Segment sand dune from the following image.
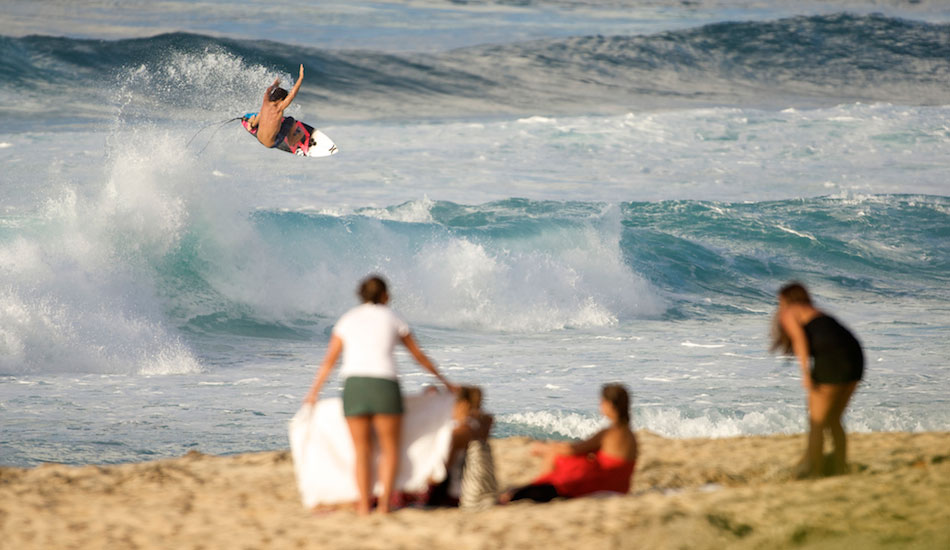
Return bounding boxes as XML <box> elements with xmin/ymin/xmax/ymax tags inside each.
<box><xmin>2</xmin><ymin>431</ymin><xmax>948</xmax><ymax>549</ymax></box>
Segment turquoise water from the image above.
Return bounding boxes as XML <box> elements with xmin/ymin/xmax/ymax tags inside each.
<box><xmin>1</xmin><ymin>1</ymin><xmax>949</xmax><ymax>466</ymax></box>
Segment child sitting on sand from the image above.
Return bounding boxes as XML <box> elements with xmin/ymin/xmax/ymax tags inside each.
<box><xmin>427</xmin><ymin>386</ymin><xmax>494</xmax><ymax>507</ymax></box>
<box><xmin>502</xmin><ymin>384</ymin><xmax>638</xmax><ymax>503</ymax></box>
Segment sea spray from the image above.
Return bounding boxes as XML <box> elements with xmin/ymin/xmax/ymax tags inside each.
<box><xmin>0</xmin><ymin>127</ymin><xmax>213</xmax><ymax>375</ymax></box>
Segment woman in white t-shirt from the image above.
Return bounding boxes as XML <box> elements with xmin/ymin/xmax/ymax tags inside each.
<box><xmin>303</xmin><ymin>275</ymin><xmax>455</xmax><ymax>515</ymax></box>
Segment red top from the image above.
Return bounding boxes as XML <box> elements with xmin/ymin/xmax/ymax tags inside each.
<box><xmin>533</xmin><ymin>450</ymin><xmax>635</xmax><ymax>498</ymax></box>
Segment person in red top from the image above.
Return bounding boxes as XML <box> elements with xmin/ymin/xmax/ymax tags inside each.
<box><xmin>503</xmin><ymin>384</ymin><xmax>638</xmax><ymax>503</ymax></box>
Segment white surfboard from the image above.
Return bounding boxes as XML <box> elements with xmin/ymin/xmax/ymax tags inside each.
<box><xmin>307</xmin><ymin>128</ymin><xmax>339</xmax><ymax>158</ymax></box>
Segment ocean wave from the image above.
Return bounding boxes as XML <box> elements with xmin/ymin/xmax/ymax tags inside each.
<box><xmin>169</xmin><ymin>193</ymin><xmax>949</xmax><ymax>333</ymax></box>
<box><xmin>497</xmin><ymin>410</ymin><xmax>606</xmax><ymax>439</ymax></box>
<box><xmin>2</xmin><ymin>13</ymin><xmax>949</xmax><ymax>124</ymax></box>
<box><xmin>498</xmin><ymin>402</ymin><xmax>950</xmax><ymax>440</ymax></box>
<box><xmin>0</xmin><ymin>104</ymin><xmax>946</xmax><ymax>373</ymax></box>
<box><xmin>2</xmin><ymin>185</ymin><xmax>947</xmax><ymax>374</ymax></box>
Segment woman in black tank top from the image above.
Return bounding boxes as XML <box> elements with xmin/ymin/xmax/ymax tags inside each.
<box><xmin>771</xmin><ymin>282</ymin><xmax>863</xmax><ymax>478</ymax></box>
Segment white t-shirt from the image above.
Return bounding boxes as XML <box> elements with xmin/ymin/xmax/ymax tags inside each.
<box><xmin>332</xmin><ymin>303</ymin><xmax>411</xmax><ymax>380</ymax></box>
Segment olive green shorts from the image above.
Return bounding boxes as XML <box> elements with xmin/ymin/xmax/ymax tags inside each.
<box><xmin>342</xmin><ymin>376</ymin><xmax>404</xmax><ymax>417</ymax></box>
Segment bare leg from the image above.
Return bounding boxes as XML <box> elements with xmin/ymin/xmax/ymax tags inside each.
<box><xmin>372</xmin><ymin>414</ymin><xmax>402</xmax><ymax>514</ymax></box>
<box><xmin>804</xmin><ymin>385</ymin><xmax>833</xmax><ymax>479</ymax></box>
<box><xmin>346</xmin><ymin>415</ymin><xmax>374</xmax><ymax>515</ymax></box>
<box><xmin>793</xmin><ymin>393</ymin><xmax>811</xmax><ymax>476</ymax></box>
<box><xmin>826</xmin><ymin>381</ymin><xmax>858</xmax><ymax>475</ymax></box>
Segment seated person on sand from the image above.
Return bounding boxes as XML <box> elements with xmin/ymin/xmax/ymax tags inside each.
<box><xmin>502</xmin><ymin>383</ymin><xmax>637</xmax><ymax>503</ymax></box>
<box><xmin>426</xmin><ymin>386</ymin><xmax>494</xmax><ymax>507</ymax></box>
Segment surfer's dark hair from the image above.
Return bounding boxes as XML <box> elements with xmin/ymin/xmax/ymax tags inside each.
<box><xmin>358</xmin><ymin>275</ymin><xmax>389</xmax><ymax>305</ymax></box>
<box><xmin>269</xmin><ymin>86</ymin><xmax>288</xmax><ymax>102</ymax></box>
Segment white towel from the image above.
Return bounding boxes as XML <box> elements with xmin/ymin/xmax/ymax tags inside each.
<box><xmin>288</xmin><ymin>391</ymin><xmax>455</xmax><ymax>507</ymax></box>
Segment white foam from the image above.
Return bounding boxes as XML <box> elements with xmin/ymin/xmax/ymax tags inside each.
<box><xmin>387</xmin><ymin>213</ymin><xmax>665</xmax><ymax>331</ymax></box>
<box><xmin>500</xmin><ymin>410</ymin><xmax>606</xmax><ymax>439</ymax></box>
<box><xmin>498</xmin><ymin>405</ymin><xmax>821</xmax><ymax>440</ymax></box>
<box><xmin>357</xmin><ymin>196</ymin><xmax>436</xmax><ymax>223</ymax></box>
<box><xmin>0</xmin><ymin>116</ymin><xmax>220</xmax><ymax>375</ymax></box>
<box><xmin>637</xmin><ymin>407</ymin><xmax>802</xmax><ymax>438</ymax></box>
<box><xmin>681</xmin><ymin>341</ymin><xmax>726</xmax><ymax>348</ymax></box>
<box><xmin>776</xmin><ymin>225</ymin><xmax>818</xmax><ymax>241</ymax></box>
<box><xmin>517</xmin><ymin>116</ymin><xmax>556</xmax><ymax>124</ymax></box>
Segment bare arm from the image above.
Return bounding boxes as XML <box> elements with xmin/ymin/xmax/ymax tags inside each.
<box><xmin>277</xmin><ymin>65</ymin><xmax>304</xmax><ymax>110</ymax></box>
<box><xmin>571</xmin><ymin>429</ymin><xmax>607</xmax><ymax>455</ymax></box>
<box><xmin>779</xmin><ymin>309</ymin><xmax>813</xmax><ymax>390</ymax></box>
<box><xmin>303</xmin><ymin>334</ymin><xmax>343</xmax><ymax>404</ymax></box>
<box><xmin>401</xmin><ymin>332</ymin><xmax>456</xmax><ymax>391</ymax></box>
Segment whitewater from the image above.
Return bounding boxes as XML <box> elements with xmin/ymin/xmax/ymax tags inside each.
<box><xmin>1</xmin><ymin>0</ymin><xmax>949</xmax><ymax>467</ymax></box>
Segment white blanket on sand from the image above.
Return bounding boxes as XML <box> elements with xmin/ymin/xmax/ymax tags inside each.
<box><xmin>289</xmin><ymin>391</ymin><xmax>454</xmax><ymax>507</ymax></box>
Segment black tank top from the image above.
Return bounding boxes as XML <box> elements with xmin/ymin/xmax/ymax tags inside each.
<box><xmin>803</xmin><ymin>315</ymin><xmax>864</xmax><ymax>384</ymax></box>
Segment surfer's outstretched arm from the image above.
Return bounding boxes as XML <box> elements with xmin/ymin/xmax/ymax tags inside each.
<box><xmin>277</xmin><ymin>64</ymin><xmax>304</xmax><ymax>110</ymax></box>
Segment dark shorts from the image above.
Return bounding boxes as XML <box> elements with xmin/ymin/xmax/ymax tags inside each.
<box><xmin>342</xmin><ymin>376</ymin><xmax>404</xmax><ymax>417</ymax></box>
<box><xmin>271</xmin><ymin>117</ymin><xmax>296</xmax><ymax>148</ymax></box>
<box><xmin>806</xmin><ymin>315</ymin><xmax>864</xmax><ymax>385</ymax></box>
<box><xmin>811</xmin><ymin>358</ymin><xmax>864</xmax><ymax>385</ymax></box>
<box><xmin>509</xmin><ymin>483</ymin><xmax>559</xmax><ymax>503</ymax></box>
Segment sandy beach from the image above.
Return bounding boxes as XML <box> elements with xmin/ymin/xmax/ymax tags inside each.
<box><xmin>2</xmin><ymin>430</ymin><xmax>948</xmax><ymax>549</ymax></box>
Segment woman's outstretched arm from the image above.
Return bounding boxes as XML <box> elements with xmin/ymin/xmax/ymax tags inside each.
<box><xmin>303</xmin><ymin>334</ymin><xmax>343</xmax><ymax>404</ymax></box>
<box><xmin>401</xmin><ymin>333</ymin><xmax>456</xmax><ymax>392</ymax></box>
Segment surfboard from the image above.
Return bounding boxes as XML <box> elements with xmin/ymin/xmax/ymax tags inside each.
<box><xmin>241</xmin><ymin>113</ymin><xmax>338</xmax><ymax>157</ymax></box>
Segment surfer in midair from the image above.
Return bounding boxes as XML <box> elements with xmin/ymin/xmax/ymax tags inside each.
<box><xmin>246</xmin><ymin>64</ymin><xmax>305</xmax><ymax>149</ymax></box>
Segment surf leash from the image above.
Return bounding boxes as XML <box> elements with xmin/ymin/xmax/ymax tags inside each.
<box><xmin>186</xmin><ymin>116</ymin><xmax>243</xmax><ymax>155</ymax></box>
